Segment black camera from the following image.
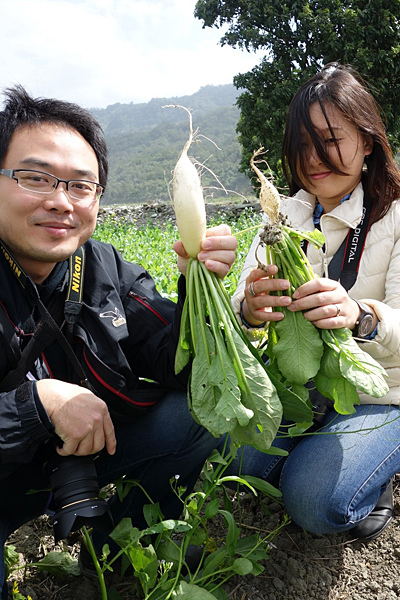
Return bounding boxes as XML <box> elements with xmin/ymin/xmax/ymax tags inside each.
<box><xmin>46</xmin><ymin>455</ymin><xmax>114</xmax><ymax>542</ymax></box>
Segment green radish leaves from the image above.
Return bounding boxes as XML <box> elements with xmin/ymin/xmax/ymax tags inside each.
<box><xmin>321</xmin><ymin>328</ymin><xmax>389</xmax><ymax>401</ymax></box>
<box><xmin>177</xmin><ymin>259</ymin><xmax>282</xmax><ymax>453</ymax></box>
<box><xmin>274</xmin><ymin>309</ymin><xmax>324</xmax><ymax>384</ymax></box>
<box><xmin>262</xmin><ymin>222</ymin><xmax>389</xmax><ymax>415</ymax></box>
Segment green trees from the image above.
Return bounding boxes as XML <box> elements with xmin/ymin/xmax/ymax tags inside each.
<box><xmin>91</xmin><ymin>85</ymin><xmax>253</xmax><ymax>205</ymax></box>
<box><xmin>195</xmin><ymin>0</ymin><xmax>400</xmax><ymax>184</ymax></box>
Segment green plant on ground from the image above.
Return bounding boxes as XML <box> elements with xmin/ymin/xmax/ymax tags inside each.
<box><xmin>11</xmin><ymin>581</ymin><xmax>32</xmax><ymax>600</ymax></box>
<box><xmin>80</xmin><ymin>447</ymin><xmax>287</xmax><ymax>599</ymax></box>
<box><xmin>18</xmin><ymin>448</ymin><xmax>286</xmax><ymax>599</ymax></box>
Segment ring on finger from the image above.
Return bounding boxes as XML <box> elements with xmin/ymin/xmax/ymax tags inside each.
<box><xmin>248</xmin><ymin>281</ymin><xmax>256</xmax><ymax>297</ymax></box>
<box><xmin>334</xmin><ymin>304</ymin><xmax>341</xmax><ymax>317</ymax></box>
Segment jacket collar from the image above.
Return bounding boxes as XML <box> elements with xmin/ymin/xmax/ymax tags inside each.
<box><xmin>281</xmin><ymin>180</ymin><xmax>364</xmax><ymax>231</ymax></box>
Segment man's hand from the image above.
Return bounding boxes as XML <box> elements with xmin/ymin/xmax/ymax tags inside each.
<box><xmin>174</xmin><ymin>224</ymin><xmax>237</xmax><ymax>278</ymax></box>
<box><xmin>36</xmin><ymin>379</ymin><xmax>116</xmax><ymax>457</ymax></box>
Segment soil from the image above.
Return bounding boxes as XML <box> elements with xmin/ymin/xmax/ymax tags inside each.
<box><xmin>8</xmin><ymin>477</ymin><xmax>400</xmax><ymax>600</ymax></box>
<box><xmin>6</xmin><ymin>204</ymin><xmax>400</xmax><ymax>600</ymax></box>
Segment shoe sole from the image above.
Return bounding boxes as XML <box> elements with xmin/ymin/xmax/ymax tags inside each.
<box><xmin>351</xmin><ymin>514</ymin><xmax>394</xmax><ymax>542</ymax></box>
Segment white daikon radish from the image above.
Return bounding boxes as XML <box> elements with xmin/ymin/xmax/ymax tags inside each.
<box><xmin>250</xmin><ymin>147</ymin><xmax>281</xmax><ymax>224</ymax></box>
<box><xmin>170</xmin><ymin>106</ymin><xmax>206</xmax><ymax>258</ymax></box>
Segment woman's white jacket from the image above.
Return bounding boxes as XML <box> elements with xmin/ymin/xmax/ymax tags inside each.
<box><xmin>232</xmin><ymin>181</ymin><xmax>400</xmax><ymax>405</ymax></box>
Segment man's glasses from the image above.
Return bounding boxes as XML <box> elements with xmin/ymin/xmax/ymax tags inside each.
<box><xmin>0</xmin><ymin>169</ymin><xmax>104</xmax><ymax>202</ymax></box>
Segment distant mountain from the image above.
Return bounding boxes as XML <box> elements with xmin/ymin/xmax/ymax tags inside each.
<box><xmin>90</xmin><ymin>85</ymin><xmax>252</xmax><ymax>205</ymax></box>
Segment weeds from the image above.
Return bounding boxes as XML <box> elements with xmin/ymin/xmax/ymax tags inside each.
<box><xmin>16</xmin><ymin>448</ymin><xmax>286</xmax><ymax>599</ymax></box>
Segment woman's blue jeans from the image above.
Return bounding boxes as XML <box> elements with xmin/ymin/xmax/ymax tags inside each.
<box><xmin>0</xmin><ymin>391</ymin><xmax>219</xmax><ymax>599</ymax></box>
<box><xmin>227</xmin><ymin>403</ymin><xmax>400</xmax><ymax>534</ymax></box>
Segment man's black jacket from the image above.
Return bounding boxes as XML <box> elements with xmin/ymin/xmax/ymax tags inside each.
<box><xmin>0</xmin><ymin>239</ymin><xmax>188</xmax><ymax>475</ymax></box>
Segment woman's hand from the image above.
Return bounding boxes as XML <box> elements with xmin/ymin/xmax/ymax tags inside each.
<box><xmin>241</xmin><ymin>266</ymin><xmax>292</xmax><ymax>326</ymax></box>
<box><xmin>174</xmin><ymin>224</ymin><xmax>237</xmax><ymax>278</ymax></box>
<box><xmin>287</xmin><ymin>278</ymin><xmax>368</xmax><ymax>329</ymax></box>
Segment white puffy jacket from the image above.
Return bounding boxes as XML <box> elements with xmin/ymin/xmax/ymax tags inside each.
<box><xmin>232</xmin><ymin>181</ymin><xmax>400</xmax><ymax>405</ymax></box>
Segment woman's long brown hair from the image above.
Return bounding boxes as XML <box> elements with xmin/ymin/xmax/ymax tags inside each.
<box><xmin>281</xmin><ymin>63</ymin><xmax>400</xmax><ymax>224</ymax></box>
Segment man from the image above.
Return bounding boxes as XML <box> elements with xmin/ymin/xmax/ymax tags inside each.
<box><xmin>0</xmin><ymin>86</ymin><xmax>237</xmax><ymax>598</ymax></box>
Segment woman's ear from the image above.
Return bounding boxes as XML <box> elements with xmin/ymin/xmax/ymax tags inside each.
<box><xmin>363</xmin><ymin>135</ymin><xmax>373</xmax><ymax>157</ymax></box>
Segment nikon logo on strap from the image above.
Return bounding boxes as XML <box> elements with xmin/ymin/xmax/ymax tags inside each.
<box><xmin>0</xmin><ymin>239</ymin><xmax>85</xmax><ymax>312</ymax></box>
<box><xmin>65</xmin><ymin>246</ymin><xmax>85</xmax><ymax>324</ymax></box>
<box><xmin>70</xmin><ymin>252</ymin><xmax>84</xmax><ymax>298</ymax></box>
<box><xmin>0</xmin><ymin>246</ymin><xmax>22</xmax><ymax>279</ymax></box>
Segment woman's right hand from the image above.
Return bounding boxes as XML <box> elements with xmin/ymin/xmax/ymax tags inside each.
<box><xmin>241</xmin><ymin>266</ymin><xmax>292</xmax><ymax>326</ymax></box>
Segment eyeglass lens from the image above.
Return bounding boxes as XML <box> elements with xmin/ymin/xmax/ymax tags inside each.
<box><xmin>16</xmin><ymin>171</ymin><xmax>101</xmax><ymax>201</ymax></box>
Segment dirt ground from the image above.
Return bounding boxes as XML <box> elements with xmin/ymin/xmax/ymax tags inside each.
<box><xmin>6</xmin><ymin>204</ymin><xmax>400</xmax><ymax>599</ymax></box>
<box><xmin>7</xmin><ymin>475</ymin><xmax>400</xmax><ymax>600</ymax></box>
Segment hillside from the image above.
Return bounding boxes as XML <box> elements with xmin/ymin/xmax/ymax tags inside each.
<box><xmin>90</xmin><ymin>85</ymin><xmax>253</xmax><ymax>205</ymax></box>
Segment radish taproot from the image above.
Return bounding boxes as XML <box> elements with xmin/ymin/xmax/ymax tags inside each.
<box><xmin>250</xmin><ymin>147</ymin><xmax>281</xmax><ymax>224</ymax></box>
<box><xmin>168</xmin><ymin>105</ymin><xmax>206</xmax><ymax>258</ymax></box>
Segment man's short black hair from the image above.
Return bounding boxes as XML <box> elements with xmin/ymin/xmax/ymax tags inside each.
<box><xmin>0</xmin><ymin>85</ymin><xmax>108</xmax><ymax>187</ymax></box>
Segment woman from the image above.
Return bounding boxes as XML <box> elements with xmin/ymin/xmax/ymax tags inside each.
<box><xmin>231</xmin><ymin>63</ymin><xmax>400</xmax><ymax>541</ymax></box>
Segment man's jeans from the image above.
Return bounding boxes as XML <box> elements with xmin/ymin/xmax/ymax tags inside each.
<box><xmin>227</xmin><ymin>403</ymin><xmax>400</xmax><ymax>533</ymax></box>
<box><xmin>0</xmin><ymin>391</ymin><xmax>219</xmax><ymax>598</ymax></box>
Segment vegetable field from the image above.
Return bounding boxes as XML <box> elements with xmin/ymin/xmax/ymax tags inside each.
<box><xmin>93</xmin><ymin>208</ymin><xmax>260</xmax><ymax>301</ymax></box>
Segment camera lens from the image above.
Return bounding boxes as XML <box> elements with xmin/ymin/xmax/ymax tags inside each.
<box><xmin>47</xmin><ymin>455</ymin><xmax>114</xmax><ymax>542</ymax></box>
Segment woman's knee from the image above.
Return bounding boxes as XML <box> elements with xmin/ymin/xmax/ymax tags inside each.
<box><xmin>279</xmin><ymin>455</ymin><xmax>352</xmax><ymax>534</ymax></box>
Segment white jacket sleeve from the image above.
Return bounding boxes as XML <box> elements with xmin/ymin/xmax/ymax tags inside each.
<box><xmin>355</xmin><ymin>201</ymin><xmax>400</xmax><ymax>365</ymax></box>
<box><xmin>232</xmin><ymin>228</ymin><xmax>268</xmax><ymax>330</ymax></box>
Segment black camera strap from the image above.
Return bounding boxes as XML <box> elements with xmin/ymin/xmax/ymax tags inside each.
<box><xmin>336</xmin><ymin>186</ymin><xmax>373</xmax><ymax>289</ymax></box>
<box><xmin>0</xmin><ymin>240</ymin><xmax>92</xmax><ymax>392</ymax></box>
<box><xmin>301</xmin><ymin>182</ymin><xmax>374</xmax><ymax>290</ymax></box>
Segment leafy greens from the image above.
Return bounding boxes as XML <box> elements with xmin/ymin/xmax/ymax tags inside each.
<box><xmin>175</xmin><ymin>259</ymin><xmax>313</xmax><ymax>452</ymax></box>
<box><xmin>260</xmin><ymin>221</ymin><xmax>389</xmax><ymax>415</ymax></box>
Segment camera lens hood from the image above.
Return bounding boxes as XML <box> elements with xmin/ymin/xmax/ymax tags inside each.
<box><xmin>52</xmin><ymin>497</ymin><xmax>114</xmax><ymax>542</ymax></box>
<box><xmin>46</xmin><ymin>454</ymin><xmax>114</xmax><ymax>542</ymax></box>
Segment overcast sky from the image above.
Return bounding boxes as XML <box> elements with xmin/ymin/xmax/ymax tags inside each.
<box><xmin>0</xmin><ymin>0</ymin><xmax>263</xmax><ymax>110</ymax></box>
